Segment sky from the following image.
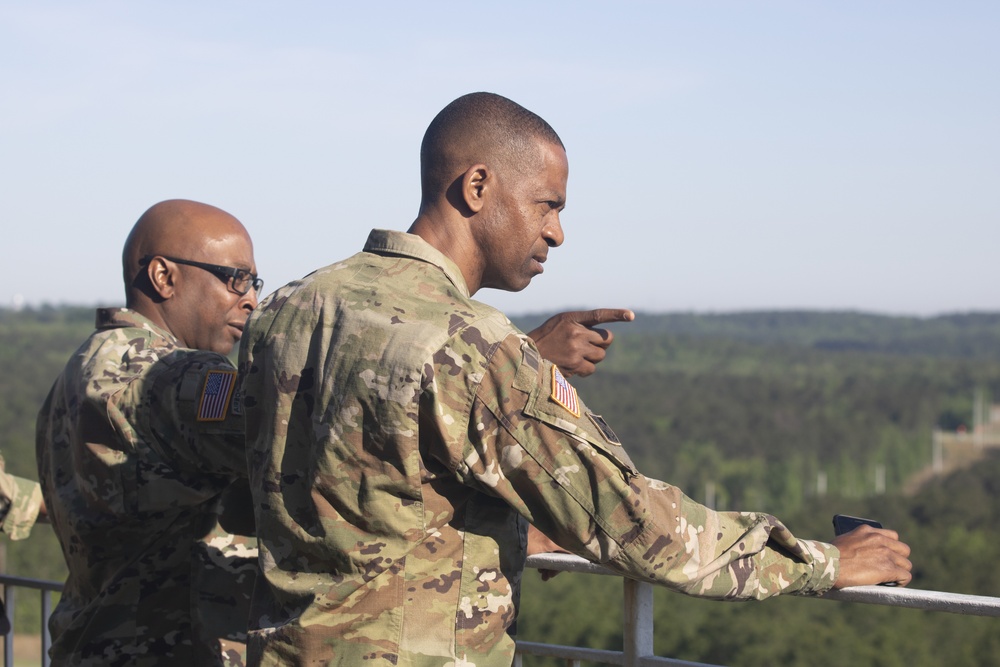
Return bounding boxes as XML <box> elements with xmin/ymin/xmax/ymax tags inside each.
<box><xmin>1</xmin><ymin>1</ymin><xmax>997</xmax><ymax>317</ymax></box>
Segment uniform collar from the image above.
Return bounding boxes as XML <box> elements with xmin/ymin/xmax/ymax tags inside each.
<box><xmin>363</xmin><ymin>229</ymin><xmax>471</xmax><ymax>298</ymax></box>
<box><xmin>94</xmin><ymin>307</ymin><xmax>180</xmax><ymax>344</ymax></box>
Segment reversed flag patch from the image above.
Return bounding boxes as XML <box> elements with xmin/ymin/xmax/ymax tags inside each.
<box><xmin>550</xmin><ymin>365</ymin><xmax>580</xmax><ymax>418</ymax></box>
<box><xmin>197</xmin><ymin>369</ymin><xmax>237</xmax><ymax>422</ymax></box>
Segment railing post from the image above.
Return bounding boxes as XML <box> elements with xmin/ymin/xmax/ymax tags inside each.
<box><xmin>623</xmin><ymin>578</ymin><xmax>654</xmax><ymax>666</ymax></box>
<box><xmin>4</xmin><ymin>586</ymin><xmax>14</xmax><ymax>667</ymax></box>
<box><xmin>42</xmin><ymin>590</ymin><xmax>52</xmax><ymax>667</ymax></box>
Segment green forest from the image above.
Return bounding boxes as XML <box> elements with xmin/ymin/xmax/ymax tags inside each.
<box><xmin>3</xmin><ymin>306</ymin><xmax>1000</xmax><ymax>666</ymax></box>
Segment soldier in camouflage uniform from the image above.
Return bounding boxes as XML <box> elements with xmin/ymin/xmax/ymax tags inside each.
<box><xmin>241</xmin><ymin>93</ymin><xmax>913</xmax><ymax>666</ymax></box>
<box><xmin>36</xmin><ymin>200</ymin><xmax>261</xmax><ymax>666</ymax></box>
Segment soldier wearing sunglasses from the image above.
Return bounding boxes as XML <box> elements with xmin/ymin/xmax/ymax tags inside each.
<box><xmin>37</xmin><ymin>199</ymin><xmax>260</xmax><ymax>666</ymax></box>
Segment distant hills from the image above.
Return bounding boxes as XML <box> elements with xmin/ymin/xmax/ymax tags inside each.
<box><xmin>514</xmin><ymin>310</ymin><xmax>1000</xmax><ymax>361</ymax></box>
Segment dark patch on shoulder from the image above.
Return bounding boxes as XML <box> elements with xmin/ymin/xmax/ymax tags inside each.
<box><xmin>460</xmin><ymin>326</ymin><xmax>493</xmax><ymax>358</ymax></box>
<box><xmin>277</xmin><ymin>367</ymin><xmax>315</xmax><ymax>394</ymax></box>
<box><xmin>448</xmin><ymin>313</ymin><xmax>468</xmax><ymax>336</ymax></box>
<box><xmin>264</xmin><ymin>295</ymin><xmax>288</xmax><ymax>312</ymax></box>
<box><xmin>432</xmin><ymin>348</ymin><xmax>463</xmax><ymax>376</ymax></box>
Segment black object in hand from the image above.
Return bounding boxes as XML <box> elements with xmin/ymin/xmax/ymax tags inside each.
<box><xmin>832</xmin><ymin>514</ymin><xmax>883</xmax><ymax>536</ymax></box>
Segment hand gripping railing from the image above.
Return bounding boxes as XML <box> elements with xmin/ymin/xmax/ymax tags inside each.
<box><xmin>516</xmin><ymin>553</ymin><xmax>1000</xmax><ymax>667</ymax></box>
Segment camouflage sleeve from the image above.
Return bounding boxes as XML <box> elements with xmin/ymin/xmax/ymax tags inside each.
<box><xmin>429</xmin><ymin>331</ymin><xmax>839</xmax><ymax>599</ymax></box>
<box><xmin>0</xmin><ymin>454</ymin><xmax>43</xmax><ymax>540</ymax></box>
<box><xmin>135</xmin><ymin>350</ymin><xmax>247</xmax><ymax>479</ymax></box>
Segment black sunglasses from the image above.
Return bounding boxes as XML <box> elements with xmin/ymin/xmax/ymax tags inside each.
<box><xmin>141</xmin><ymin>255</ymin><xmax>263</xmax><ymax>296</ymax></box>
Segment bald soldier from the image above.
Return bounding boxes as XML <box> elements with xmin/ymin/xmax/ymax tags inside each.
<box><xmin>240</xmin><ymin>92</ymin><xmax>912</xmax><ymax>666</ymax></box>
<box><xmin>36</xmin><ymin>200</ymin><xmax>260</xmax><ymax>666</ymax></box>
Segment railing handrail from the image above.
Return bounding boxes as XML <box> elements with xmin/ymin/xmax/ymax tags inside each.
<box><xmin>0</xmin><ymin>574</ymin><xmax>63</xmax><ymax>593</ymax></box>
<box><xmin>517</xmin><ymin>553</ymin><xmax>1000</xmax><ymax>666</ymax></box>
<box><xmin>525</xmin><ymin>552</ymin><xmax>1000</xmax><ymax>617</ymax></box>
<box><xmin>1</xmin><ymin>572</ymin><xmax>60</xmax><ymax>667</ymax></box>
<box><xmin>5</xmin><ymin>560</ymin><xmax>1000</xmax><ymax>667</ymax></box>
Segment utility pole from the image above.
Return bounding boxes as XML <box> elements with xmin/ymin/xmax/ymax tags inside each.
<box><xmin>974</xmin><ymin>388</ymin><xmax>984</xmax><ymax>450</ymax></box>
<box><xmin>932</xmin><ymin>430</ymin><xmax>943</xmax><ymax>474</ymax></box>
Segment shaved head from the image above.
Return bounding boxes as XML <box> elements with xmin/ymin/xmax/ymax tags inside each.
<box><xmin>419</xmin><ymin>92</ymin><xmax>563</xmax><ymax>209</ymax></box>
<box><xmin>123</xmin><ymin>199</ymin><xmax>249</xmax><ymax>300</ymax></box>
<box><xmin>121</xmin><ymin>199</ymin><xmax>258</xmax><ymax>354</ymax></box>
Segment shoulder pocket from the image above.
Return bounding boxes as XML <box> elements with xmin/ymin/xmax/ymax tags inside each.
<box><xmin>517</xmin><ymin>350</ymin><xmax>638</xmax><ymax>477</ymax></box>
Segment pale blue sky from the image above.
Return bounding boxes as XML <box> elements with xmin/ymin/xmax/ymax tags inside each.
<box><xmin>2</xmin><ymin>1</ymin><xmax>997</xmax><ymax>316</ymax></box>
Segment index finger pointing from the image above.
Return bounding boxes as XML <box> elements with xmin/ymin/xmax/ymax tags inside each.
<box><xmin>571</xmin><ymin>308</ymin><xmax>635</xmax><ymax>327</ymax></box>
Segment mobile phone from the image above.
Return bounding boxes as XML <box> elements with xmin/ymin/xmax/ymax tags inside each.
<box><xmin>832</xmin><ymin>514</ymin><xmax>883</xmax><ymax>536</ymax></box>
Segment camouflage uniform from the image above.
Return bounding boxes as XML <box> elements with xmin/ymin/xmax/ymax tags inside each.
<box><xmin>0</xmin><ymin>453</ymin><xmax>43</xmax><ymax>540</ymax></box>
<box><xmin>0</xmin><ymin>452</ymin><xmax>45</xmax><ymax>635</ymax></box>
<box><xmin>36</xmin><ymin>307</ymin><xmax>256</xmax><ymax>666</ymax></box>
<box><xmin>241</xmin><ymin>230</ymin><xmax>840</xmax><ymax>667</ymax></box>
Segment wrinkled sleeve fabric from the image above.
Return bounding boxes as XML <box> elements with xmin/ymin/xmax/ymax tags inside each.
<box><xmin>0</xmin><ymin>455</ymin><xmax>43</xmax><ymax>541</ymax></box>
<box><xmin>427</xmin><ymin>328</ymin><xmax>838</xmax><ymax>599</ymax></box>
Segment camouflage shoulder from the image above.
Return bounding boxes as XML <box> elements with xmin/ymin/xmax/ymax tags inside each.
<box><xmin>0</xmin><ymin>467</ymin><xmax>43</xmax><ymax>540</ymax></box>
<box><xmin>150</xmin><ymin>349</ymin><xmax>241</xmax><ymax>427</ymax></box>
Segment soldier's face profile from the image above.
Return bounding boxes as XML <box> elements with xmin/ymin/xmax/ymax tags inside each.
<box><xmin>478</xmin><ymin>140</ymin><xmax>568</xmax><ymax>293</ymax></box>
<box><xmin>170</xmin><ymin>231</ymin><xmax>259</xmax><ymax>355</ymax></box>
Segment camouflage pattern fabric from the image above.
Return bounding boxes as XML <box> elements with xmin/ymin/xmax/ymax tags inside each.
<box><xmin>241</xmin><ymin>230</ymin><xmax>840</xmax><ymax>667</ymax></box>
<box><xmin>0</xmin><ymin>453</ymin><xmax>43</xmax><ymax>540</ymax></box>
<box><xmin>36</xmin><ymin>307</ymin><xmax>254</xmax><ymax>666</ymax></box>
<box><xmin>198</xmin><ymin>480</ymin><xmax>259</xmax><ymax>665</ymax></box>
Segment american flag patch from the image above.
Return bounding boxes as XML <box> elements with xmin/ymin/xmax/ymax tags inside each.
<box><xmin>550</xmin><ymin>365</ymin><xmax>580</xmax><ymax>417</ymax></box>
<box><xmin>197</xmin><ymin>369</ymin><xmax>237</xmax><ymax>422</ymax></box>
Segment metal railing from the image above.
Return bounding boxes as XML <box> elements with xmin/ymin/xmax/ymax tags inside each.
<box><xmin>515</xmin><ymin>553</ymin><xmax>1000</xmax><ymax>667</ymax></box>
<box><xmin>0</xmin><ymin>574</ymin><xmax>60</xmax><ymax>667</ymax></box>
<box><xmin>4</xmin><ymin>558</ymin><xmax>1000</xmax><ymax>667</ymax></box>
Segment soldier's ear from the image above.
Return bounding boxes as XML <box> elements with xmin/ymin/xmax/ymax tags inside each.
<box><xmin>147</xmin><ymin>257</ymin><xmax>177</xmax><ymax>300</ymax></box>
<box><xmin>461</xmin><ymin>164</ymin><xmax>489</xmax><ymax>214</ymax></box>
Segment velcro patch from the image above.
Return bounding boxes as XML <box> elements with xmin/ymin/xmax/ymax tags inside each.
<box><xmin>587</xmin><ymin>412</ymin><xmax>621</xmax><ymax>444</ymax></box>
<box><xmin>229</xmin><ymin>386</ymin><xmax>244</xmax><ymax>416</ymax></box>
<box><xmin>197</xmin><ymin>370</ymin><xmax>237</xmax><ymax>422</ymax></box>
<box><xmin>550</xmin><ymin>365</ymin><xmax>580</xmax><ymax>418</ymax></box>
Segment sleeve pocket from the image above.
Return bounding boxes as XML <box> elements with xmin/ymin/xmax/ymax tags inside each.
<box><xmin>518</xmin><ymin>355</ymin><xmax>639</xmax><ymax>479</ymax></box>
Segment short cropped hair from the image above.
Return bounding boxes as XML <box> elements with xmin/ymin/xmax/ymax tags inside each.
<box><xmin>420</xmin><ymin>92</ymin><xmax>564</xmax><ymax>203</ymax></box>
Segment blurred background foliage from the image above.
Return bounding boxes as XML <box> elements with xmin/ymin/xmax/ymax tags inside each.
<box><xmin>4</xmin><ymin>306</ymin><xmax>1000</xmax><ymax>665</ymax></box>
